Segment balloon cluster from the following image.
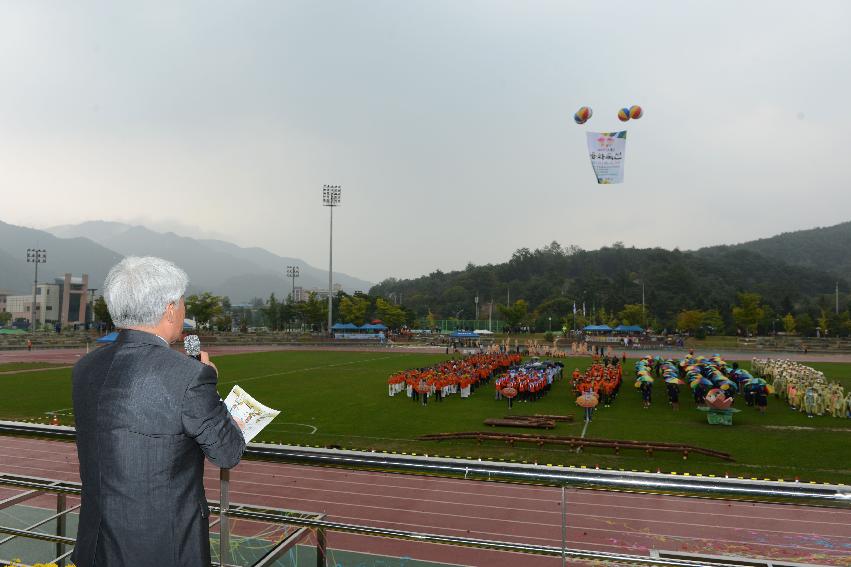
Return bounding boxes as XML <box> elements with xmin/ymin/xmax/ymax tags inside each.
<box><xmin>574</xmin><ymin>106</ymin><xmax>593</xmax><ymax>124</ymax></box>
<box><xmin>618</xmin><ymin>105</ymin><xmax>643</xmax><ymax>122</ymax></box>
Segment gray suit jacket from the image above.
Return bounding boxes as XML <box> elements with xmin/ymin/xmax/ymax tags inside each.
<box><xmin>71</xmin><ymin>330</ymin><xmax>245</xmax><ymax>567</ymax></box>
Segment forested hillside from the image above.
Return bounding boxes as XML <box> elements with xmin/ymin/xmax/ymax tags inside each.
<box><xmin>697</xmin><ymin>221</ymin><xmax>851</xmax><ymax>278</ymax></box>
<box><xmin>371</xmin><ymin>241</ymin><xmax>848</xmax><ymax>336</ymax></box>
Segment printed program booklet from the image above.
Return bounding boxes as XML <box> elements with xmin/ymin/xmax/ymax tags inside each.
<box><xmin>223</xmin><ymin>385</ymin><xmax>280</xmax><ymax>443</ymax></box>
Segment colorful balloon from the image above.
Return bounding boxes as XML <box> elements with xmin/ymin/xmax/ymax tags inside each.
<box><xmin>617</xmin><ymin>108</ymin><xmax>630</xmax><ymax>122</ymax></box>
<box><xmin>574</xmin><ymin>106</ymin><xmax>592</xmax><ymax>124</ymax></box>
<box><xmin>629</xmin><ymin>105</ymin><xmax>643</xmax><ymax>119</ymax></box>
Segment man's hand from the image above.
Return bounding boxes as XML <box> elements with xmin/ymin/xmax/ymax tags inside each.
<box><xmin>232</xmin><ymin>416</ymin><xmax>246</xmax><ymax>430</ymax></box>
<box><xmin>200</xmin><ymin>351</ymin><xmax>218</xmax><ymax>375</ymax></box>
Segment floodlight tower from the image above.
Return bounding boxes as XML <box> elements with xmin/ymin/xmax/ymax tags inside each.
<box><xmin>286</xmin><ymin>265</ymin><xmax>299</xmax><ymax>303</ymax></box>
<box><xmin>322</xmin><ymin>185</ymin><xmax>341</xmax><ymax>334</ymax></box>
<box><xmin>633</xmin><ymin>278</ymin><xmax>646</xmax><ymax>327</ymax></box>
<box><xmin>26</xmin><ymin>248</ymin><xmax>47</xmax><ymax>332</ymax></box>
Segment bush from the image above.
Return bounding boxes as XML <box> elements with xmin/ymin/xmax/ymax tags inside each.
<box><xmin>544</xmin><ymin>331</ymin><xmax>555</xmax><ymax>343</ymax></box>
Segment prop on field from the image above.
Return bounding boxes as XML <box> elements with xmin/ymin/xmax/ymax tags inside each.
<box><xmin>572</xmin><ymin>360</ymin><xmax>623</xmax><ymax>408</ymax></box>
<box><xmin>659</xmin><ymin>358</ymin><xmax>684</xmax><ymax>384</ymax></box>
<box><xmin>633</xmin><ymin>356</ymin><xmax>658</xmax><ymax>408</ymax></box>
<box><xmin>524</xmin><ymin>338</ymin><xmax>567</xmax><ymax>358</ymax></box>
<box><xmin>696</xmin><ymin>387</ymin><xmax>741</xmax><ymax>425</ymax></box>
<box><xmin>494</xmin><ymin>361</ymin><xmax>563</xmax><ymax>408</ymax></box>
<box><xmin>697</xmin><ymin>404</ymin><xmax>741</xmax><ymax>425</ymax></box>
<box><xmin>752</xmin><ymin>358</ymin><xmax>848</xmax><ymax>418</ymax></box>
<box><xmin>681</xmin><ymin>354</ymin><xmax>739</xmax><ymax>395</ymax></box>
<box><xmin>485</xmin><ymin>416</ymin><xmax>554</xmax><ymax>429</ymax></box>
<box><xmin>576</xmin><ymin>390</ymin><xmax>599</xmax><ymax>408</ymax></box>
<box><xmin>387</xmin><ymin>352</ymin><xmax>520</xmax><ymax>403</ymax></box>
<box><xmin>419</xmin><ymin>432</ymin><xmax>734</xmax><ymax>461</ymax></box>
<box><xmin>501</xmin><ymin>386</ymin><xmax>517</xmax><ymax>409</ymax></box>
<box><xmin>704</xmin><ymin>388</ymin><xmax>733</xmax><ymax>410</ymax></box>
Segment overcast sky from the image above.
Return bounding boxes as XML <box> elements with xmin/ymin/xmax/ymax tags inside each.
<box><xmin>2</xmin><ymin>1</ymin><xmax>850</xmax><ymax>283</ymax></box>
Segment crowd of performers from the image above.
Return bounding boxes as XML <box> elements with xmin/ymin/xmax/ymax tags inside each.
<box><xmin>571</xmin><ymin>355</ymin><xmax>624</xmax><ymax>421</ymax></box>
<box><xmin>752</xmin><ymin>358</ymin><xmax>850</xmax><ymax>418</ymax></box>
<box><xmin>569</xmin><ymin>342</ymin><xmax>624</xmax><ymax>356</ymax></box>
<box><xmin>493</xmin><ymin>360</ymin><xmax>563</xmax><ymax>402</ymax></box>
<box><xmin>634</xmin><ymin>354</ymin><xmax>774</xmax><ymax>413</ymax></box>
<box><xmin>480</xmin><ymin>339</ymin><xmax>567</xmax><ymax>358</ymax></box>
<box><xmin>387</xmin><ymin>353</ymin><xmax>521</xmax><ymax>404</ymax></box>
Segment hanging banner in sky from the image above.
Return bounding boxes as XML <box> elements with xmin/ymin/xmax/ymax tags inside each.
<box><xmin>586</xmin><ymin>131</ymin><xmax>627</xmax><ymax>184</ymax></box>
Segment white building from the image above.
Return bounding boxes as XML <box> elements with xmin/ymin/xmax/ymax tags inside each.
<box><xmin>6</xmin><ymin>284</ymin><xmax>62</xmax><ymax>327</ymax></box>
<box><xmin>4</xmin><ymin>273</ymin><xmax>89</xmax><ymax>328</ymax></box>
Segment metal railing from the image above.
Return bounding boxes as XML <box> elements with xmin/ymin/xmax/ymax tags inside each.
<box><xmin>1</xmin><ymin>420</ymin><xmax>849</xmax><ymax>567</ymax></box>
<box><xmin>0</xmin><ymin>473</ymin><xmax>326</xmax><ymax>567</ymax></box>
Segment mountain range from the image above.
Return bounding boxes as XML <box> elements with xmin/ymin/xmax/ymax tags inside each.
<box><xmin>0</xmin><ymin>220</ymin><xmax>372</xmax><ymax>302</ymax></box>
<box><xmin>3</xmin><ymin>218</ymin><xmax>850</xmax><ymax>315</ymax></box>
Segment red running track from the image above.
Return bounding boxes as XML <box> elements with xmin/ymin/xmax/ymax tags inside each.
<box><xmin>1</xmin><ymin>436</ymin><xmax>849</xmax><ymax>566</ymax></box>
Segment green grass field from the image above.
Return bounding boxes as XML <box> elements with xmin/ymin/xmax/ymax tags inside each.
<box><xmin>1</xmin><ymin>351</ymin><xmax>849</xmax><ymax>484</ymax></box>
<box><xmin>0</xmin><ymin>362</ymin><xmax>69</xmax><ymax>373</ymax></box>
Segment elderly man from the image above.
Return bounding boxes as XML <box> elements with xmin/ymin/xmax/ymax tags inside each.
<box><xmin>71</xmin><ymin>257</ymin><xmax>245</xmax><ymax>567</ymax></box>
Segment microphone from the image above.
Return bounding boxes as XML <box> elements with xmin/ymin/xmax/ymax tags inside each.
<box><xmin>184</xmin><ymin>334</ymin><xmax>202</xmax><ymax>360</ymax></box>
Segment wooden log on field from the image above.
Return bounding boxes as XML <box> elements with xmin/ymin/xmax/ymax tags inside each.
<box><xmin>484</xmin><ymin>418</ymin><xmax>556</xmax><ymax>429</ymax></box>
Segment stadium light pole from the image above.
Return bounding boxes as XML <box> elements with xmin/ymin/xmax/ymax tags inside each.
<box><xmin>633</xmin><ymin>278</ymin><xmax>645</xmax><ymax>327</ymax></box>
<box><xmin>322</xmin><ymin>185</ymin><xmax>341</xmax><ymax>335</ymax></box>
<box><xmin>26</xmin><ymin>249</ymin><xmax>47</xmax><ymax>333</ymax></box>
<box><xmin>286</xmin><ymin>265</ymin><xmax>299</xmax><ymax>303</ymax></box>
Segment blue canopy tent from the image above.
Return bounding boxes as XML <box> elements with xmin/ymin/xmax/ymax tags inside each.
<box><xmin>333</xmin><ymin>322</ymin><xmax>386</xmax><ymax>340</ymax></box>
<box><xmin>583</xmin><ymin>325</ymin><xmax>612</xmax><ymax>332</ymax></box>
<box><xmin>96</xmin><ymin>331</ymin><xmax>119</xmax><ymax>343</ymax></box>
<box><xmin>613</xmin><ymin>324</ymin><xmax>643</xmax><ymax>333</ymax></box>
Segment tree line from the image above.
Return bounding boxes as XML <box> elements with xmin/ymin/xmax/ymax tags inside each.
<box><xmin>91</xmin><ymin>290</ymin><xmax>414</xmax><ymax>333</ymax></box>
<box><xmin>86</xmin><ymin>240</ymin><xmax>851</xmax><ymax>337</ymax></box>
<box><xmin>370</xmin><ymin>241</ymin><xmax>851</xmax><ymax>337</ymax></box>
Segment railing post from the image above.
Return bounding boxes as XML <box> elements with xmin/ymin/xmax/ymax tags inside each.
<box><xmin>316</xmin><ymin>527</ymin><xmax>327</xmax><ymax>567</ymax></box>
<box><xmin>561</xmin><ymin>485</ymin><xmax>566</xmax><ymax>567</ymax></box>
<box><xmin>56</xmin><ymin>493</ymin><xmax>66</xmax><ymax>567</ymax></box>
<box><xmin>220</xmin><ymin>467</ymin><xmax>230</xmax><ymax>567</ymax></box>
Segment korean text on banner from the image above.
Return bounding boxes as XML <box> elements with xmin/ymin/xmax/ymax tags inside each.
<box><xmin>586</xmin><ymin>131</ymin><xmax>627</xmax><ymax>184</ymax></box>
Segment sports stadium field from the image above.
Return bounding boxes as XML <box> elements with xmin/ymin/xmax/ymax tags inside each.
<box><xmin>1</xmin><ymin>350</ymin><xmax>849</xmax><ymax>484</ymax></box>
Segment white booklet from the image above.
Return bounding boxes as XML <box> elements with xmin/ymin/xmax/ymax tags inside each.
<box><xmin>223</xmin><ymin>385</ymin><xmax>281</xmax><ymax>443</ymax></box>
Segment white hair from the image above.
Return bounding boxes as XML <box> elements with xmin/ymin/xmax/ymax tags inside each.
<box><xmin>104</xmin><ymin>256</ymin><xmax>189</xmax><ymax>328</ymax></box>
